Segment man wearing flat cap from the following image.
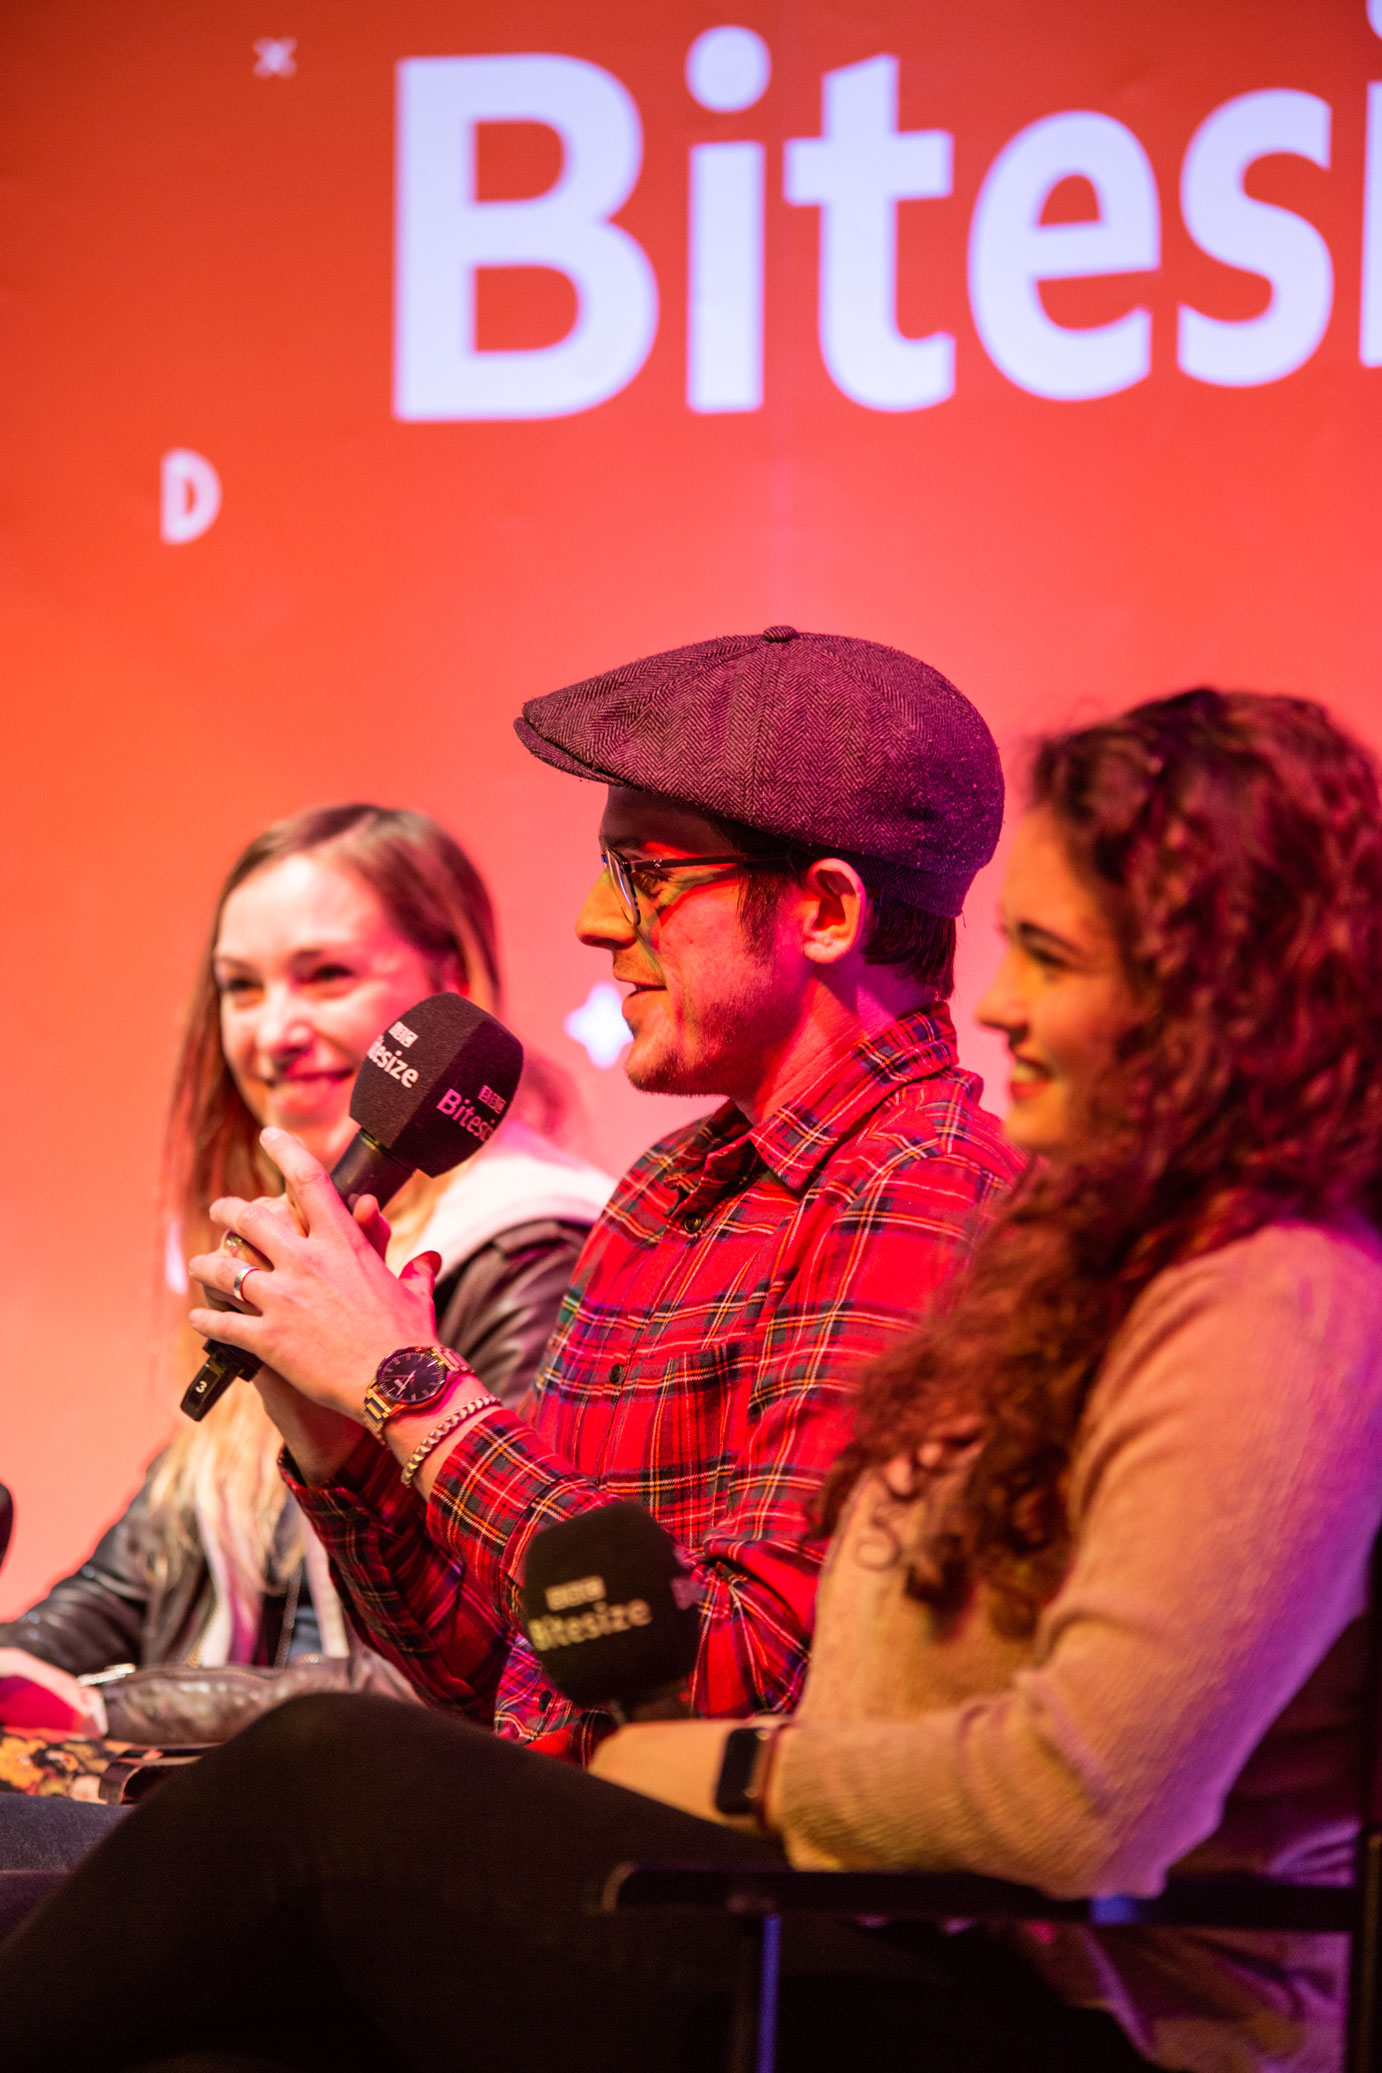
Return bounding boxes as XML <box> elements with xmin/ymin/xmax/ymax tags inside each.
<box><xmin>189</xmin><ymin>627</ymin><xmax>1021</xmax><ymax>1762</ymax></box>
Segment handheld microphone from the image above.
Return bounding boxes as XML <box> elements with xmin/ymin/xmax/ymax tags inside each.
<box><xmin>0</xmin><ymin>1483</ymin><xmax>12</xmax><ymax>1574</ymax></box>
<box><xmin>521</xmin><ymin>1502</ymin><xmax>702</xmax><ymax>1723</ymax></box>
<box><xmin>180</xmin><ymin>993</ymin><xmax>525</xmax><ymax>1422</ymax></box>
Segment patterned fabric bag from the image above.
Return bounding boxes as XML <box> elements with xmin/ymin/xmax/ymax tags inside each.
<box><xmin>1</xmin><ymin>1730</ymin><xmax>139</xmax><ymax>1801</ymax></box>
<box><xmin>1</xmin><ymin>1730</ymin><xmax>220</xmax><ymax>1806</ymax></box>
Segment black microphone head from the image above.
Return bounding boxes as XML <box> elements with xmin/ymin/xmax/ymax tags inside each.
<box><xmin>522</xmin><ymin>1503</ymin><xmax>701</xmax><ymax>1710</ymax></box>
<box><xmin>349</xmin><ymin>994</ymin><xmax>524</xmax><ymax>1177</ymax></box>
<box><xmin>0</xmin><ymin>1483</ymin><xmax>12</xmax><ymax>1573</ymax></box>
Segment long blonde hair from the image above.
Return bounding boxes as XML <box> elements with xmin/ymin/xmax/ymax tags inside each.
<box><xmin>147</xmin><ymin>806</ymin><xmax>511</xmax><ymax>1623</ymax></box>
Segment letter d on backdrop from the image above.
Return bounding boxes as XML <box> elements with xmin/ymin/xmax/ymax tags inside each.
<box><xmin>160</xmin><ymin>449</ymin><xmax>221</xmax><ymax>544</ymax></box>
<box><xmin>394</xmin><ymin>55</ymin><xmax>659</xmax><ymax>421</ymax></box>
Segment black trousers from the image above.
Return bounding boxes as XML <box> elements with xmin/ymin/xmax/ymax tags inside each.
<box><xmin>0</xmin><ymin>1695</ymin><xmax>1154</xmax><ymax>2073</ymax></box>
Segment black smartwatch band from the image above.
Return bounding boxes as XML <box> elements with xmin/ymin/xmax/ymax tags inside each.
<box><xmin>714</xmin><ymin>1724</ymin><xmax>781</xmax><ymax>1821</ymax></box>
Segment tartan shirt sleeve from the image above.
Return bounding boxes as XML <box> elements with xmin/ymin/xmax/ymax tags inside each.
<box><xmin>288</xmin><ymin>1105</ymin><xmax>1019</xmax><ymax>1743</ymax></box>
<box><xmin>283</xmin><ymin>1434</ymin><xmax>514</xmax><ymax>1715</ymax></box>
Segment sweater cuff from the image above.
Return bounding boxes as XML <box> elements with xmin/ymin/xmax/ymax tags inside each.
<box><xmin>771</xmin><ymin>1722</ymin><xmax>896</xmax><ymax>1870</ymax></box>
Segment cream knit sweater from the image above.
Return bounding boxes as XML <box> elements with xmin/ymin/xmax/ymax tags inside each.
<box><xmin>776</xmin><ymin>1218</ymin><xmax>1382</xmax><ymax>2073</ymax></box>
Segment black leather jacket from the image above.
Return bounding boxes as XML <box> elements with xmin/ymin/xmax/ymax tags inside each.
<box><xmin>0</xmin><ymin>1220</ymin><xmax>586</xmax><ymax>1675</ymax></box>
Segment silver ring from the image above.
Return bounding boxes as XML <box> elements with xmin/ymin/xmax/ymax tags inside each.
<box><xmin>231</xmin><ymin>1262</ymin><xmax>262</xmax><ymax>1305</ymax></box>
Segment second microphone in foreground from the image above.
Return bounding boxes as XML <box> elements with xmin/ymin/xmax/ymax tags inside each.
<box><xmin>522</xmin><ymin>1502</ymin><xmax>702</xmax><ymax>1724</ymax></box>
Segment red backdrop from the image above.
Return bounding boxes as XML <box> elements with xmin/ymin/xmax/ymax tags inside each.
<box><xmin>2</xmin><ymin>0</ymin><xmax>1379</xmax><ymax>1613</ymax></box>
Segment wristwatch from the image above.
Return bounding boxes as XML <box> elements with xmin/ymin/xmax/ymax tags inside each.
<box><xmin>362</xmin><ymin>1345</ymin><xmax>464</xmax><ymax>1441</ymax></box>
<box><xmin>714</xmin><ymin>1724</ymin><xmax>784</xmax><ymax>1828</ymax></box>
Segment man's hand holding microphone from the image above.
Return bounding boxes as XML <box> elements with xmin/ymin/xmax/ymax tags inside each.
<box><xmin>184</xmin><ymin>994</ymin><xmax>524</xmax><ymax>1490</ymax></box>
<box><xmin>189</xmin><ymin>1137</ymin><xmax>452</xmax><ymax>1483</ymax></box>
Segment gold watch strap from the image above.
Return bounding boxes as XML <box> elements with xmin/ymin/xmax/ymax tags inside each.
<box><xmin>362</xmin><ymin>1347</ymin><xmax>461</xmax><ymax>1442</ymax></box>
<box><xmin>361</xmin><ymin>1383</ymin><xmax>395</xmax><ymax>1441</ymax></box>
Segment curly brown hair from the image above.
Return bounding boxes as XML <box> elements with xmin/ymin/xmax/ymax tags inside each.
<box><xmin>822</xmin><ymin>689</ymin><xmax>1382</xmax><ymax>1635</ymax></box>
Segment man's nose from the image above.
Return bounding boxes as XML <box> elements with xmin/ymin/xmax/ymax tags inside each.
<box><xmin>576</xmin><ymin>868</ymin><xmax>637</xmax><ymax>951</ymax></box>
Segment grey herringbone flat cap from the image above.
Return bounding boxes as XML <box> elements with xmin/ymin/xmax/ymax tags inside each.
<box><xmin>515</xmin><ymin>626</ymin><xmax>1002</xmax><ymax>917</ymax></box>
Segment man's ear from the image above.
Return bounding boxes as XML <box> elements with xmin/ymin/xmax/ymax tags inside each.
<box><xmin>799</xmin><ymin>858</ymin><xmax>869</xmax><ymax>966</ymax></box>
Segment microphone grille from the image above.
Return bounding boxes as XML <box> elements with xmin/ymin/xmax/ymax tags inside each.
<box><xmin>521</xmin><ymin>1503</ymin><xmax>701</xmax><ymax>1710</ymax></box>
<box><xmin>351</xmin><ymin>994</ymin><xmax>524</xmax><ymax>1175</ymax></box>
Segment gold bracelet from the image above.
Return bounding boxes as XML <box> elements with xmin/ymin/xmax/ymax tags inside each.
<box><xmin>399</xmin><ymin>1394</ymin><xmax>500</xmax><ymax>1489</ymax></box>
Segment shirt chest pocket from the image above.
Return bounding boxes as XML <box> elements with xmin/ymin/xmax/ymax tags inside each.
<box><xmin>592</xmin><ymin>1339</ymin><xmax>749</xmax><ymax>1538</ymax></box>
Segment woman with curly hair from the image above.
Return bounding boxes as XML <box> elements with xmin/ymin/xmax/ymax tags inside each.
<box><xmin>3</xmin><ymin>689</ymin><xmax>1380</xmax><ymax>2073</ymax></box>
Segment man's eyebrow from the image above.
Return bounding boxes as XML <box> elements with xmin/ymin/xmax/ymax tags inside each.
<box><xmin>601</xmin><ymin>840</ymin><xmax>689</xmax><ymax>860</ymax></box>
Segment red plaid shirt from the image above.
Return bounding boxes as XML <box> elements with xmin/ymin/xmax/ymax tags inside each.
<box><xmin>290</xmin><ymin>1006</ymin><xmax>1021</xmax><ymax>1763</ymax></box>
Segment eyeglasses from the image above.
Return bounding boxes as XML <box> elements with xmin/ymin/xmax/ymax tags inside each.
<box><xmin>600</xmin><ymin>845</ymin><xmax>793</xmax><ymax>927</ymax></box>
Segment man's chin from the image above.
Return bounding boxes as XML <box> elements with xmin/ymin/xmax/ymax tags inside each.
<box><xmin>623</xmin><ymin>1041</ymin><xmax>720</xmax><ymax>1099</ymax></box>
<box><xmin>623</xmin><ymin>1051</ymin><xmax>688</xmax><ymax>1095</ymax></box>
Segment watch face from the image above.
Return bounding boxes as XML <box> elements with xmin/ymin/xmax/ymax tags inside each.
<box><xmin>375</xmin><ymin>1347</ymin><xmax>453</xmax><ymax>1410</ymax></box>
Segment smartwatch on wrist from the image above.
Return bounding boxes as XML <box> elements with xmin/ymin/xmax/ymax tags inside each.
<box><xmin>362</xmin><ymin>1345</ymin><xmax>464</xmax><ymax>1442</ymax></box>
<box><xmin>714</xmin><ymin>1724</ymin><xmax>784</xmax><ymax>1827</ymax></box>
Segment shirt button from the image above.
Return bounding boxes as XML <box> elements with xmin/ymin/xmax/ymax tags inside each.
<box><xmin>684</xmin><ymin>1213</ymin><xmax>704</xmax><ymax>1234</ymax></box>
<box><xmin>608</xmin><ymin>1362</ymin><xmax>624</xmax><ymax>1385</ymax></box>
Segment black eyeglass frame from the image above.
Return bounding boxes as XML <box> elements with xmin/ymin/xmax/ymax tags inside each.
<box><xmin>600</xmin><ymin>845</ymin><xmax>795</xmax><ymax>926</ymax></box>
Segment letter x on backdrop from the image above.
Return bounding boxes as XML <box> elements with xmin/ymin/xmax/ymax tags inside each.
<box><xmin>1</xmin><ymin>0</ymin><xmax>1379</xmax><ymax>1611</ymax></box>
